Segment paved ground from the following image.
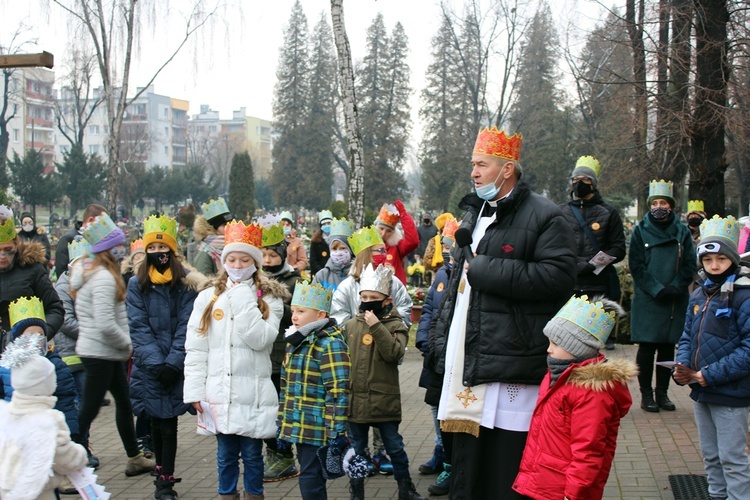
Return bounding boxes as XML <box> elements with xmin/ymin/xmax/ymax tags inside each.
<box><xmin>80</xmin><ymin>344</ymin><xmax>707</xmax><ymax>499</ymax></box>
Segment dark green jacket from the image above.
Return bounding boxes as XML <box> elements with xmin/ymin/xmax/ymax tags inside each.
<box><xmin>629</xmin><ymin>213</ymin><xmax>696</xmax><ymax>344</ymax></box>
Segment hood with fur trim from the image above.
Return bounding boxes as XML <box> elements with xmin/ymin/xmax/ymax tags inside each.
<box><xmin>14</xmin><ymin>240</ymin><xmax>46</xmax><ymax>267</ymax></box>
<box><xmin>566</xmin><ymin>357</ymin><xmax>638</xmax><ymax>392</ymax></box>
<box><xmin>193</xmin><ymin>215</ymin><xmax>216</xmax><ymax>242</ymax></box>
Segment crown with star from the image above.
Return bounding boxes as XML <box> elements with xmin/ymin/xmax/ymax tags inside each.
<box><xmin>291</xmin><ymin>281</ymin><xmax>333</xmax><ymax>313</ymax></box>
<box><xmin>473</xmin><ymin>127</ymin><xmax>523</xmax><ymax>162</ymax></box>
<box><xmin>330</xmin><ymin>218</ymin><xmax>356</xmax><ymax>238</ymax></box>
<box><xmin>348</xmin><ymin>226</ymin><xmax>384</xmax><ymax>256</ymax></box>
<box><xmin>82</xmin><ymin>214</ymin><xmax>118</xmax><ymax>246</ymax></box>
<box><xmin>360</xmin><ymin>264</ymin><xmax>393</xmax><ymax>296</ymax></box>
<box><xmin>225</xmin><ymin>220</ymin><xmax>263</xmax><ymax>248</ymax></box>
<box><xmin>648</xmin><ymin>179</ymin><xmax>673</xmax><ymax>199</ymax></box>
<box><xmin>575</xmin><ymin>155</ymin><xmax>601</xmax><ymax>176</ymax></box>
<box><xmin>700</xmin><ymin>215</ymin><xmax>740</xmax><ymax>245</ymax></box>
<box><xmin>68</xmin><ymin>238</ymin><xmax>92</xmax><ymax>262</ymax></box>
<box><xmin>262</xmin><ymin>223</ymin><xmax>285</xmax><ymax>247</ymax></box>
<box><xmin>9</xmin><ymin>296</ymin><xmax>46</xmax><ymax>327</ymax></box>
<box><xmin>553</xmin><ymin>295</ymin><xmax>617</xmax><ymax>344</ymax></box>
<box><xmin>143</xmin><ymin>215</ymin><xmax>177</xmax><ymax>241</ymax></box>
<box><xmin>201</xmin><ymin>198</ymin><xmax>230</xmax><ymax>221</ymax></box>
<box><xmin>377</xmin><ymin>204</ymin><xmax>400</xmax><ymax>228</ymax></box>
<box><xmin>687</xmin><ymin>200</ymin><xmax>705</xmax><ymax>213</ymax></box>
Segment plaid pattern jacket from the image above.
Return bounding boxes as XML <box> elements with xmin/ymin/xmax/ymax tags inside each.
<box><xmin>278</xmin><ymin>321</ymin><xmax>351</xmax><ymax>447</ymax></box>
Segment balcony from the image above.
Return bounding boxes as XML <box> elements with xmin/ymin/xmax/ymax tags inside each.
<box><xmin>26</xmin><ymin>117</ymin><xmax>55</xmax><ymax>129</ymax></box>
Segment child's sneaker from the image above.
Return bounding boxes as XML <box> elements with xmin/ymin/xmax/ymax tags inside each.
<box><xmin>125</xmin><ymin>451</ymin><xmax>156</xmax><ymax>477</ymax></box>
<box><xmin>263</xmin><ymin>453</ymin><xmax>299</xmax><ymax>482</ymax></box>
<box><xmin>372</xmin><ymin>449</ymin><xmax>393</xmax><ymax>475</ymax></box>
<box><xmin>428</xmin><ymin>463</ymin><xmax>451</xmax><ymax>496</ymax></box>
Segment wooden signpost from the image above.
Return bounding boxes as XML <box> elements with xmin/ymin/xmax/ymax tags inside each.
<box><xmin>0</xmin><ymin>51</ymin><xmax>54</xmax><ymax>69</ymax></box>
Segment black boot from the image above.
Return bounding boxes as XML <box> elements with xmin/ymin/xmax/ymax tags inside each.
<box><xmin>153</xmin><ymin>474</ymin><xmax>181</xmax><ymax>500</ymax></box>
<box><xmin>641</xmin><ymin>389</ymin><xmax>659</xmax><ymax>412</ymax></box>
<box><xmin>349</xmin><ymin>478</ymin><xmax>365</xmax><ymax>500</ymax></box>
<box><xmin>655</xmin><ymin>389</ymin><xmax>676</xmax><ymax>411</ymax></box>
<box><xmin>397</xmin><ymin>478</ymin><xmax>427</xmax><ymax>500</ymax></box>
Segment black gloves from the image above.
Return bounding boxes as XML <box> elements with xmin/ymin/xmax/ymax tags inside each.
<box><xmin>576</xmin><ymin>262</ymin><xmax>596</xmax><ymax>276</ymax></box>
<box><xmin>655</xmin><ymin>285</ymin><xmax>681</xmax><ymax>301</ymax></box>
<box><xmin>156</xmin><ymin>365</ymin><xmax>182</xmax><ymax>389</ymax></box>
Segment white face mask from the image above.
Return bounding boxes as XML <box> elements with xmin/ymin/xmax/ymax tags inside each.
<box><xmin>22</xmin><ymin>224</ymin><xmax>34</xmax><ymax>232</ymax></box>
<box><xmin>225</xmin><ymin>264</ymin><xmax>256</xmax><ymax>283</ymax></box>
<box><xmin>330</xmin><ymin>249</ymin><xmax>352</xmax><ymax>266</ymax></box>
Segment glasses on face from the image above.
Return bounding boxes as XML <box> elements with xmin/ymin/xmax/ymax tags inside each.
<box><xmin>572</xmin><ymin>176</ymin><xmax>593</xmax><ymax>184</ymax></box>
<box><xmin>371</xmin><ymin>248</ymin><xmax>387</xmax><ymax>255</ymax></box>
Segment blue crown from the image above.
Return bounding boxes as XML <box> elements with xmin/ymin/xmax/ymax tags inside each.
<box><xmin>291</xmin><ymin>281</ymin><xmax>333</xmax><ymax>313</ymax></box>
<box><xmin>648</xmin><ymin>179</ymin><xmax>673</xmax><ymax>199</ymax></box>
<box><xmin>554</xmin><ymin>295</ymin><xmax>616</xmax><ymax>344</ymax></box>
<box><xmin>700</xmin><ymin>215</ymin><xmax>740</xmax><ymax>245</ymax></box>
<box><xmin>82</xmin><ymin>214</ymin><xmax>118</xmax><ymax>246</ymax></box>
<box><xmin>318</xmin><ymin>210</ymin><xmax>333</xmax><ymax>223</ymax></box>
<box><xmin>279</xmin><ymin>211</ymin><xmax>294</xmax><ymax>223</ymax></box>
<box><xmin>68</xmin><ymin>238</ymin><xmax>92</xmax><ymax>263</ymax></box>
<box><xmin>201</xmin><ymin>198</ymin><xmax>230</xmax><ymax>220</ymax></box>
<box><xmin>330</xmin><ymin>218</ymin><xmax>356</xmax><ymax>238</ymax></box>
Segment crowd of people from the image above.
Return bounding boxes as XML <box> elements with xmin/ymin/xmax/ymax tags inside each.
<box><xmin>0</xmin><ymin>124</ymin><xmax>749</xmax><ymax>500</ymax></box>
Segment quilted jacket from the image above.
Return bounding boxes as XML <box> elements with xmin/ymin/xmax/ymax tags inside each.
<box><xmin>675</xmin><ymin>267</ymin><xmax>750</xmax><ymax>406</ymax></box>
<box><xmin>278</xmin><ymin>320</ymin><xmax>350</xmax><ymax>447</ymax></box>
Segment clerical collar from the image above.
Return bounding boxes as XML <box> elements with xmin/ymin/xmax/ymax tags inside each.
<box><xmin>481</xmin><ymin>189</ymin><xmax>513</xmax><ymax>217</ymax></box>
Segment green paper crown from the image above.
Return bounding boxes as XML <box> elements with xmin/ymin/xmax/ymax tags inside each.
<box><xmin>348</xmin><ymin>226</ymin><xmax>383</xmax><ymax>256</ymax></box>
<box><xmin>262</xmin><ymin>223</ymin><xmax>285</xmax><ymax>247</ymax></box>
<box><xmin>9</xmin><ymin>296</ymin><xmax>46</xmax><ymax>327</ymax></box>
<box><xmin>68</xmin><ymin>238</ymin><xmax>92</xmax><ymax>263</ymax></box>
<box><xmin>687</xmin><ymin>200</ymin><xmax>705</xmax><ymax>213</ymax></box>
<box><xmin>575</xmin><ymin>156</ymin><xmax>601</xmax><ymax>176</ymax></box>
<box><xmin>291</xmin><ymin>280</ymin><xmax>333</xmax><ymax>313</ymax></box>
<box><xmin>0</xmin><ymin>218</ymin><xmax>16</xmax><ymax>244</ymax></box>
<box><xmin>143</xmin><ymin>215</ymin><xmax>178</xmax><ymax>241</ymax></box>
<box><xmin>700</xmin><ymin>215</ymin><xmax>740</xmax><ymax>245</ymax></box>
<box><xmin>201</xmin><ymin>198</ymin><xmax>230</xmax><ymax>221</ymax></box>
<box><xmin>330</xmin><ymin>218</ymin><xmax>356</xmax><ymax>238</ymax></box>
<box><xmin>554</xmin><ymin>294</ymin><xmax>616</xmax><ymax>344</ymax></box>
<box><xmin>648</xmin><ymin>179</ymin><xmax>673</xmax><ymax>199</ymax></box>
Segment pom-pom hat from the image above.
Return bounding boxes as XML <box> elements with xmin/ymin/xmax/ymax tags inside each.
<box><xmin>0</xmin><ymin>334</ymin><xmax>56</xmax><ymax>397</ymax></box>
<box><xmin>221</xmin><ymin>220</ymin><xmax>264</xmax><ymax>267</ymax></box>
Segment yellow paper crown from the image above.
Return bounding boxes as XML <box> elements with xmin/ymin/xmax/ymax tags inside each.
<box><xmin>700</xmin><ymin>215</ymin><xmax>740</xmax><ymax>245</ymax></box>
<box><xmin>225</xmin><ymin>220</ymin><xmax>263</xmax><ymax>248</ymax></box>
<box><xmin>0</xmin><ymin>218</ymin><xmax>17</xmax><ymax>244</ymax></box>
<box><xmin>130</xmin><ymin>239</ymin><xmax>145</xmax><ymax>254</ymax></box>
<box><xmin>262</xmin><ymin>223</ymin><xmax>285</xmax><ymax>247</ymax></box>
<box><xmin>575</xmin><ymin>156</ymin><xmax>601</xmax><ymax>176</ymax></box>
<box><xmin>687</xmin><ymin>200</ymin><xmax>705</xmax><ymax>213</ymax></box>
<box><xmin>473</xmin><ymin>127</ymin><xmax>522</xmax><ymax>162</ymax></box>
<box><xmin>291</xmin><ymin>281</ymin><xmax>333</xmax><ymax>312</ymax></box>
<box><xmin>143</xmin><ymin>215</ymin><xmax>178</xmax><ymax>241</ymax></box>
<box><xmin>348</xmin><ymin>226</ymin><xmax>384</xmax><ymax>256</ymax></box>
<box><xmin>9</xmin><ymin>296</ymin><xmax>46</xmax><ymax>327</ymax></box>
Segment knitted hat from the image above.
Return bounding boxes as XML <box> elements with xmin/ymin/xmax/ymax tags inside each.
<box><xmin>9</xmin><ymin>296</ymin><xmax>47</xmax><ymax>340</ymax></box>
<box><xmin>265</xmin><ymin>241</ymin><xmax>288</xmax><ymax>262</ymax></box>
<box><xmin>1</xmin><ymin>334</ymin><xmax>56</xmax><ymax>397</ymax></box>
<box><xmin>342</xmin><ymin>448</ymin><xmax>370</xmax><ymax>479</ymax></box>
<box><xmin>329</xmin><ymin>235</ymin><xmax>353</xmax><ymax>254</ymax></box>
<box><xmin>698</xmin><ymin>215</ymin><xmax>741</xmax><ymax>267</ymax></box>
<box><xmin>143</xmin><ymin>215</ymin><xmax>178</xmax><ymax>253</ymax></box>
<box><xmin>544</xmin><ymin>295</ymin><xmax>624</xmax><ymax>359</ymax></box>
<box><xmin>435</xmin><ymin>213</ymin><xmax>455</xmax><ymax>231</ymax></box>
<box><xmin>82</xmin><ymin>214</ymin><xmax>126</xmax><ymax>253</ymax></box>
<box><xmin>571</xmin><ymin>156</ymin><xmax>601</xmax><ymax>188</ymax></box>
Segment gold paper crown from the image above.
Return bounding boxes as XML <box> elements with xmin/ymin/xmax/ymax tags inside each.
<box><xmin>377</xmin><ymin>204</ymin><xmax>400</xmax><ymax>228</ymax></box>
<box><xmin>291</xmin><ymin>280</ymin><xmax>333</xmax><ymax>312</ymax></box>
<box><xmin>442</xmin><ymin>219</ymin><xmax>459</xmax><ymax>240</ymax></box>
<box><xmin>0</xmin><ymin>218</ymin><xmax>17</xmax><ymax>244</ymax></box>
<box><xmin>348</xmin><ymin>226</ymin><xmax>384</xmax><ymax>256</ymax></box>
<box><xmin>130</xmin><ymin>239</ymin><xmax>145</xmax><ymax>254</ymax></box>
<box><xmin>9</xmin><ymin>296</ymin><xmax>46</xmax><ymax>327</ymax></box>
<box><xmin>700</xmin><ymin>215</ymin><xmax>740</xmax><ymax>245</ymax></box>
<box><xmin>262</xmin><ymin>223</ymin><xmax>285</xmax><ymax>247</ymax></box>
<box><xmin>473</xmin><ymin>127</ymin><xmax>522</xmax><ymax>162</ymax></box>
<box><xmin>225</xmin><ymin>220</ymin><xmax>263</xmax><ymax>248</ymax></box>
<box><xmin>575</xmin><ymin>156</ymin><xmax>601</xmax><ymax>176</ymax></box>
<box><xmin>143</xmin><ymin>215</ymin><xmax>178</xmax><ymax>241</ymax></box>
<box><xmin>687</xmin><ymin>200</ymin><xmax>705</xmax><ymax>213</ymax></box>
<box><xmin>648</xmin><ymin>179</ymin><xmax>674</xmax><ymax>199</ymax></box>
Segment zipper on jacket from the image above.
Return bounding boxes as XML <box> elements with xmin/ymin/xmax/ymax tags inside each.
<box><xmin>693</xmin><ymin>290</ymin><xmax>718</xmax><ymax>369</ymax></box>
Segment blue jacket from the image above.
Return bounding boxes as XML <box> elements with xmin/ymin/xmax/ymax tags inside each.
<box><xmin>416</xmin><ymin>264</ymin><xmax>451</xmax><ymax>392</ymax></box>
<box><xmin>126</xmin><ymin>273</ymin><xmax>199</xmax><ymax>419</ymax></box>
<box><xmin>675</xmin><ymin>267</ymin><xmax>750</xmax><ymax>407</ymax></box>
<box><xmin>1</xmin><ymin>349</ymin><xmax>80</xmax><ymax>437</ymax></box>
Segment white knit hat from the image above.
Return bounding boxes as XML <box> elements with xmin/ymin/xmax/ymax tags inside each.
<box><xmin>12</xmin><ymin>354</ymin><xmax>56</xmax><ymax>397</ymax></box>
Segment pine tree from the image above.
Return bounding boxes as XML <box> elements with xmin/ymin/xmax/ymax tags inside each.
<box><xmin>301</xmin><ymin>13</ymin><xmax>336</xmax><ymax>210</ymax></box>
<box><xmin>509</xmin><ymin>3</ymin><xmax>570</xmax><ymax>203</ymax></box>
<box><xmin>55</xmin><ymin>144</ymin><xmax>107</xmax><ymax>217</ymax></box>
<box><xmin>229</xmin><ymin>151</ymin><xmax>255</xmax><ymax>220</ymax></box>
<box><xmin>271</xmin><ymin>0</ymin><xmax>310</xmax><ymax>208</ymax></box>
<box><xmin>8</xmin><ymin>150</ymin><xmax>57</xmax><ymax>218</ymax></box>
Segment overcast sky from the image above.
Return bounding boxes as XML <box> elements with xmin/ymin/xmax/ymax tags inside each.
<box><xmin>1</xmin><ymin>0</ymin><xmax>606</xmax><ymax>155</ymax></box>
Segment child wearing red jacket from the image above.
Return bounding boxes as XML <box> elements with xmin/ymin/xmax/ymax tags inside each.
<box><xmin>375</xmin><ymin>200</ymin><xmax>419</xmax><ymax>285</ymax></box>
<box><xmin>513</xmin><ymin>295</ymin><xmax>636</xmax><ymax>500</ymax></box>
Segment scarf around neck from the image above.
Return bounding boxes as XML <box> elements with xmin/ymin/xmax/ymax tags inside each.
<box><xmin>149</xmin><ymin>266</ymin><xmax>173</xmax><ymax>285</ymax></box>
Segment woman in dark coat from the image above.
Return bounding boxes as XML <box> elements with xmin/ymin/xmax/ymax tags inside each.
<box><xmin>126</xmin><ymin>216</ymin><xmax>200</xmax><ymax>500</ymax></box>
<box><xmin>629</xmin><ymin>181</ymin><xmax>696</xmax><ymax>412</ymax></box>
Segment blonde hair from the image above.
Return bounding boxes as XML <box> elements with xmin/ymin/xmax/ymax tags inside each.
<box><xmin>196</xmin><ymin>268</ymin><xmax>269</xmax><ymax>335</ymax></box>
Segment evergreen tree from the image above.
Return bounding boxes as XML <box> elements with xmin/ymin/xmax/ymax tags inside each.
<box><xmin>8</xmin><ymin>150</ymin><xmax>58</xmax><ymax>218</ymax></box>
<box><xmin>508</xmin><ymin>3</ymin><xmax>570</xmax><ymax>203</ymax></box>
<box><xmin>229</xmin><ymin>151</ymin><xmax>255</xmax><ymax>221</ymax></box>
<box><xmin>301</xmin><ymin>13</ymin><xmax>336</xmax><ymax>210</ymax></box>
<box><xmin>55</xmin><ymin>144</ymin><xmax>107</xmax><ymax>217</ymax></box>
<box><xmin>271</xmin><ymin>0</ymin><xmax>310</xmax><ymax>208</ymax></box>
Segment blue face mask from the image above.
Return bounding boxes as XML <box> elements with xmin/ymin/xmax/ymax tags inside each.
<box><xmin>475</xmin><ymin>171</ymin><xmax>505</xmax><ymax>201</ymax></box>
<box><xmin>283</xmin><ymin>226</ymin><xmax>291</xmax><ymax>235</ymax></box>
<box><xmin>321</xmin><ymin>225</ymin><xmax>331</xmax><ymax>235</ymax></box>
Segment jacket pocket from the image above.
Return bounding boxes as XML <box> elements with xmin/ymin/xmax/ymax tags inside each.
<box><xmin>368</xmin><ymin>382</ymin><xmax>401</xmax><ymax>418</ymax></box>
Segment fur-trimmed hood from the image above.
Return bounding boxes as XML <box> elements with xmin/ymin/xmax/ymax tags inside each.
<box><xmin>183</xmin><ymin>265</ymin><xmax>210</xmax><ymax>291</ymax></box>
<box><xmin>14</xmin><ymin>239</ymin><xmax>46</xmax><ymax>267</ymax></box>
<box><xmin>193</xmin><ymin>215</ymin><xmax>216</xmax><ymax>242</ymax></box>
<box><xmin>199</xmin><ymin>273</ymin><xmax>291</xmax><ymax>302</ymax></box>
<box><xmin>567</xmin><ymin>357</ymin><xmax>638</xmax><ymax>392</ymax></box>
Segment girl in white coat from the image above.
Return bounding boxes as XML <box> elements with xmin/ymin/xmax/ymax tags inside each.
<box><xmin>184</xmin><ymin>221</ymin><xmax>288</xmax><ymax>500</ymax></box>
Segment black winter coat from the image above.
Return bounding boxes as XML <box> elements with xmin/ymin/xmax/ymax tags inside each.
<box><xmin>0</xmin><ymin>240</ymin><xmax>64</xmax><ymax>343</ymax></box>
<box><xmin>309</xmin><ymin>230</ymin><xmax>329</xmax><ymax>277</ymax></box>
<box><xmin>431</xmin><ymin>184</ymin><xmax>576</xmax><ymax>386</ymax></box>
<box><xmin>559</xmin><ymin>192</ymin><xmax>626</xmax><ymax>300</ymax></box>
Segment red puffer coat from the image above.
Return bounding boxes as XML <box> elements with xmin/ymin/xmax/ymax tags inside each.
<box><xmin>513</xmin><ymin>356</ymin><xmax>637</xmax><ymax>500</ymax></box>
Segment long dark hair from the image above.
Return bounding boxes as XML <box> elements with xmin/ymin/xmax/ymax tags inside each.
<box><xmin>136</xmin><ymin>250</ymin><xmax>187</xmax><ymax>291</ymax></box>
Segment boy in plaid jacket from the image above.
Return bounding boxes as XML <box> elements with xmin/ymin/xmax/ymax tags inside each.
<box><xmin>278</xmin><ymin>281</ymin><xmax>350</xmax><ymax>500</ymax></box>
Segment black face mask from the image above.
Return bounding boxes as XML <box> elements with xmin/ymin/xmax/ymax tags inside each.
<box><xmin>704</xmin><ymin>265</ymin><xmax>737</xmax><ymax>284</ymax></box>
<box><xmin>263</xmin><ymin>263</ymin><xmax>285</xmax><ymax>275</ymax></box>
<box><xmin>688</xmin><ymin>217</ymin><xmax>703</xmax><ymax>228</ymax></box>
<box><xmin>423</xmin><ymin>219</ymin><xmax>431</xmax><ymax>225</ymax></box>
<box><xmin>359</xmin><ymin>300</ymin><xmax>385</xmax><ymax>315</ymax></box>
<box><xmin>573</xmin><ymin>181</ymin><xmax>594</xmax><ymax>198</ymax></box>
<box><xmin>147</xmin><ymin>251</ymin><xmax>171</xmax><ymax>273</ymax></box>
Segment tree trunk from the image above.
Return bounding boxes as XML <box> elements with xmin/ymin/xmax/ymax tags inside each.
<box><xmin>330</xmin><ymin>0</ymin><xmax>365</xmax><ymax>227</ymax></box>
<box><xmin>689</xmin><ymin>0</ymin><xmax>730</xmax><ymax>215</ymax></box>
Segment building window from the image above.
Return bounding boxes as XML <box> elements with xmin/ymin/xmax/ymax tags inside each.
<box><xmin>89</xmin><ymin>145</ymin><xmax>100</xmax><ymax>154</ymax></box>
<box><xmin>13</xmin><ymin>129</ymin><xmax>19</xmax><ymax>143</ymax></box>
<box><xmin>90</xmin><ymin>124</ymin><xmax>99</xmax><ymax>135</ymax></box>
<box><xmin>164</xmin><ymin>146</ymin><xmax>169</xmax><ymax>155</ymax></box>
<box><xmin>165</xmin><ymin>126</ymin><xmax>169</xmax><ymax>137</ymax></box>
<box><xmin>209</xmin><ymin>125</ymin><xmax>217</xmax><ymax>133</ymax></box>
<box><xmin>164</xmin><ymin>108</ymin><xmax>169</xmax><ymax>118</ymax></box>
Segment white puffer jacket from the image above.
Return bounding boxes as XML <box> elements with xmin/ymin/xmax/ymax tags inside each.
<box><xmin>70</xmin><ymin>261</ymin><xmax>132</xmax><ymax>361</ymax></box>
<box><xmin>183</xmin><ymin>276</ymin><xmax>286</xmax><ymax>439</ymax></box>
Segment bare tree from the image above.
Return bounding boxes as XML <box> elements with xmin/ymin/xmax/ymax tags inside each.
<box><xmin>330</xmin><ymin>0</ymin><xmax>365</xmax><ymax>226</ymax></box>
<box><xmin>55</xmin><ymin>48</ymin><xmax>103</xmax><ymax>148</ymax></box>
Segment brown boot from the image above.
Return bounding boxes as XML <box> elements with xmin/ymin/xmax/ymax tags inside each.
<box><xmin>243</xmin><ymin>492</ymin><xmax>264</xmax><ymax>500</ymax></box>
